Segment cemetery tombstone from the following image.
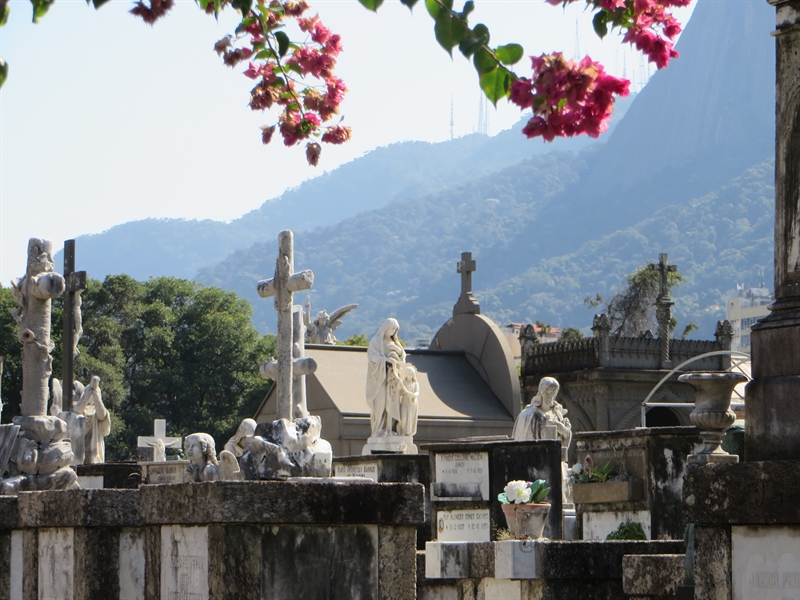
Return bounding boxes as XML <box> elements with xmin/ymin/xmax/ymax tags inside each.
<box><xmin>423</xmin><ymin>439</ymin><xmax>563</xmax><ymax>543</ymax></box>
<box><xmin>137</xmin><ymin>419</ymin><xmax>187</xmax><ymax>484</ymax></box>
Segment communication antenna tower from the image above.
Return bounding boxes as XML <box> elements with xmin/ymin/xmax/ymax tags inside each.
<box><xmin>574</xmin><ymin>20</ymin><xmax>581</xmax><ymax>60</ymax></box>
<box><xmin>477</xmin><ymin>93</ymin><xmax>490</xmax><ymax>135</ymax></box>
<box><xmin>450</xmin><ymin>96</ymin><xmax>454</xmax><ymax>141</ymax></box>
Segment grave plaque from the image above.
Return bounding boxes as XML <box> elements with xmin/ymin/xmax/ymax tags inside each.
<box><xmin>142</xmin><ymin>461</ymin><xmax>189</xmax><ymax>484</ymax></box>
<box><xmin>119</xmin><ymin>529</ymin><xmax>145</xmax><ymax>600</ymax></box>
<box><xmin>334</xmin><ymin>462</ymin><xmax>379</xmax><ymax>482</ymax></box>
<box><xmin>433</xmin><ymin>451</ymin><xmax>490</xmax><ymax>500</ymax></box>
<box><xmin>39</xmin><ymin>527</ymin><xmax>74</xmax><ymax>600</ymax></box>
<box><xmin>435</xmin><ymin>508</ymin><xmax>491</xmax><ymax>542</ymax></box>
<box><xmin>732</xmin><ymin>525</ymin><xmax>800</xmax><ymax>600</ymax></box>
<box><xmin>161</xmin><ymin>525</ymin><xmax>209</xmax><ymax>600</ymax></box>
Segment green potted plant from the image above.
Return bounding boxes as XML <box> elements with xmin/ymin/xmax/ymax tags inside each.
<box><xmin>569</xmin><ymin>455</ymin><xmax>642</xmax><ymax>504</ymax></box>
<box><xmin>497</xmin><ymin>479</ymin><xmax>551</xmax><ymax>539</ymax></box>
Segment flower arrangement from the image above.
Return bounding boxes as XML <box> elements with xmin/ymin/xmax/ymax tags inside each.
<box><xmin>568</xmin><ymin>455</ymin><xmax>617</xmax><ymax>484</ymax></box>
<box><xmin>497</xmin><ymin>479</ymin><xmax>550</xmax><ymax>505</ymax></box>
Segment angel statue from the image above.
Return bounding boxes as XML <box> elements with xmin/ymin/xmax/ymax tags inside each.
<box><xmin>304</xmin><ymin>297</ymin><xmax>359</xmax><ymax>345</ymax></box>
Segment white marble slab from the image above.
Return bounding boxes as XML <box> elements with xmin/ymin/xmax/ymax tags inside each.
<box><xmin>334</xmin><ymin>462</ymin><xmax>379</xmax><ymax>482</ymax></box>
<box><xmin>119</xmin><ymin>528</ymin><xmax>145</xmax><ymax>600</ymax></box>
<box><xmin>732</xmin><ymin>525</ymin><xmax>800</xmax><ymax>600</ymax></box>
<box><xmin>161</xmin><ymin>525</ymin><xmax>208</xmax><ymax>600</ymax></box>
<box><xmin>436</xmin><ymin>508</ymin><xmax>491</xmax><ymax>542</ymax></box>
<box><xmin>11</xmin><ymin>530</ymin><xmax>22</xmax><ymax>600</ymax></box>
<box><xmin>77</xmin><ymin>475</ymin><xmax>104</xmax><ymax>489</ymax></box>
<box><xmin>494</xmin><ymin>540</ymin><xmax>540</xmax><ymax>580</ymax></box>
<box><xmin>433</xmin><ymin>452</ymin><xmax>489</xmax><ymax>500</ymax></box>
<box><xmin>482</xmin><ymin>578</ymin><xmax>522</xmax><ymax>600</ymax></box>
<box><xmin>425</xmin><ymin>542</ymin><xmax>469</xmax><ymax>579</ymax></box>
<box><xmin>581</xmin><ymin>510</ymin><xmax>651</xmax><ymax>540</ymax></box>
<box><xmin>143</xmin><ymin>461</ymin><xmax>189</xmax><ymax>484</ymax></box>
<box><xmin>38</xmin><ymin>527</ymin><xmax>74</xmax><ymax>600</ymax></box>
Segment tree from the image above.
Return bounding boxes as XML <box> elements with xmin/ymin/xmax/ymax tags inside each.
<box><xmin>585</xmin><ymin>262</ymin><xmax>696</xmax><ymax>338</ymax></box>
<box><xmin>0</xmin><ymin>275</ymin><xmax>276</xmax><ymax>459</ymax></box>
<box><xmin>340</xmin><ymin>333</ymin><xmax>369</xmax><ymax>347</ymax></box>
<box><xmin>0</xmin><ymin>0</ymin><xmax>687</xmax><ymax>164</ymax></box>
<box><xmin>560</xmin><ymin>327</ymin><xmax>584</xmax><ymax>341</ymax></box>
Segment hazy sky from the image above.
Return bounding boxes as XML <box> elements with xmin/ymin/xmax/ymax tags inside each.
<box><xmin>0</xmin><ymin>0</ymin><xmax>695</xmax><ymax>282</ymax></box>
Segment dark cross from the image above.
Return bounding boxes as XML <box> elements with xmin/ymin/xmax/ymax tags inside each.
<box><xmin>454</xmin><ymin>252</ymin><xmax>480</xmax><ymax>316</ymax></box>
<box><xmin>62</xmin><ymin>239</ymin><xmax>87</xmax><ymax>413</ymax></box>
<box><xmin>648</xmin><ymin>253</ymin><xmax>677</xmax><ymax>367</ymax></box>
<box><xmin>648</xmin><ymin>253</ymin><xmax>677</xmax><ymax>301</ymax></box>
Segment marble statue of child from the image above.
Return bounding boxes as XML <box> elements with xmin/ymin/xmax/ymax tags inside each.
<box><xmin>184</xmin><ymin>433</ymin><xmax>220</xmax><ymax>482</ymax></box>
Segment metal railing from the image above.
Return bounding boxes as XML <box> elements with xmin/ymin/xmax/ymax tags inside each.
<box><xmin>639</xmin><ymin>350</ymin><xmax>751</xmax><ymax>427</ymax></box>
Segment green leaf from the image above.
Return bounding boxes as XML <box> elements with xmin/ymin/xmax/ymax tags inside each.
<box><xmin>472</xmin><ymin>23</ymin><xmax>489</xmax><ymax>44</ymax></box>
<box><xmin>285</xmin><ymin>62</ymin><xmax>304</xmax><ymax>75</ymax></box>
<box><xmin>458</xmin><ymin>37</ymin><xmax>483</xmax><ymax>59</ymax></box>
<box><xmin>425</xmin><ymin>0</ymin><xmax>451</xmax><ymax>18</ymax></box>
<box><xmin>274</xmin><ymin>31</ymin><xmax>290</xmax><ymax>57</ymax></box>
<box><xmin>91</xmin><ymin>0</ymin><xmax>111</xmax><ymax>8</ymax></box>
<box><xmin>479</xmin><ymin>67</ymin><xmax>511</xmax><ymax>105</ymax></box>
<box><xmin>472</xmin><ymin>47</ymin><xmax>496</xmax><ymax>74</ymax></box>
<box><xmin>231</xmin><ymin>0</ymin><xmax>252</xmax><ymax>16</ymax></box>
<box><xmin>495</xmin><ymin>43</ymin><xmax>523</xmax><ymax>66</ymax></box>
<box><xmin>433</xmin><ymin>11</ymin><xmax>467</xmax><ymax>55</ymax></box>
<box><xmin>0</xmin><ymin>2</ymin><xmax>9</xmax><ymax>26</ymax></box>
<box><xmin>30</xmin><ymin>0</ymin><xmax>55</xmax><ymax>22</ymax></box>
<box><xmin>235</xmin><ymin>16</ymin><xmax>255</xmax><ymax>34</ymax></box>
<box><xmin>357</xmin><ymin>0</ymin><xmax>383</xmax><ymax>10</ymax></box>
<box><xmin>497</xmin><ymin>492</ymin><xmax>510</xmax><ymax>504</ymax></box>
<box><xmin>399</xmin><ymin>0</ymin><xmax>418</xmax><ymax>9</ymax></box>
<box><xmin>557</xmin><ymin>97</ymin><xmax>567</xmax><ymax>111</ymax></box>
<box><xmin>0</xmin><ymin>58</ymin><xmax>7</xmax><ymax>90</ymax></box>
<box><xmin>593</xmin><ymin>10</ymin><xmax>608</xmax><ymax>39</ymax></box>
<box><xmin>255</xmin><ymin>49</ymin><xmax>275</xmax><ymax>60</ymax></box>
<box><xmin>460</xmin><ymin>0</ymin><xmax>473</xmax><ymax>17</ymax></box>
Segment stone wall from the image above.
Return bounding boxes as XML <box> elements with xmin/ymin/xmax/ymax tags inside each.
<box><xmin>0</xmin><ymin>480</ymin><xmax>424</xmax><ymax>600</ymax></box>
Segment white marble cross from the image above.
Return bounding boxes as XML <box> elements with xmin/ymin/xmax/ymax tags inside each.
<box><xmin>137</xmin><ymin>419</ymin><xmax>181</xmax><ymax>461</ymax></box>
<box><xmin>257</xmin><ymin>230</ymin><xmax>316</xmax><ymax>421</ymax></box>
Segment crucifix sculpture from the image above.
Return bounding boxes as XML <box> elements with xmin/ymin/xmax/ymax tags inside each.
<box><xmin>257</xmin><ymin>230</ymin><xmax>316</xmax><ymax>421</ymax></box>
<box><xmin>62</xmin><ymin>239</ymin><xmax>87</xmax><ymax>413</ymax></box>
<box><xmin>648</xmin><ymin>253</ymin><xmax>677</xmax><ymax>368</ymax></box>
<box><xmin>454</xmin><ymin>251</ymin><xmax>480</xmax><ymax>316</ymax></box>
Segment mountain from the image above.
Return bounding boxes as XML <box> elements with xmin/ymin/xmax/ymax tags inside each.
<box><xmin>59</xmin><ymin>100</ymin><xmax>634</xmax><ymax>281</ymax></box>
<box><xmin>195</xmin><ymin>0</ymin><xmax>778</xmax><ymax>341</ymax></box>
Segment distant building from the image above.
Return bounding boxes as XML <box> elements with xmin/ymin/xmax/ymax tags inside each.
<box><xmin>726</xmin><ymin>286</ymin><xmax>772</xmax><ymax>354</ymax></box>
<box><xmin>502</xmin><ymin>322</ymin><xmax>562</xmax><ymax>363</ymax></box>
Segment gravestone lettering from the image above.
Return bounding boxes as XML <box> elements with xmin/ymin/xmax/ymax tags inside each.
<box><xmin>436</xmin><ymin>508</ymin><xmax>491</xmax><ymax>542</ymax></box>
<box><xmin>433</xmin><ymin>451</ymin><xmax>490</xmax><ymax>500</ymax></box>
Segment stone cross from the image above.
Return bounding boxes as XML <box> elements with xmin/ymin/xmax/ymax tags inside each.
<box><xmin>61</xmin><ymin>239</ymin><xmax>87</xmax><ymax>413</ymax></box>
<box><xmin>453</xmin><ymin>251</ymin><xmax>480</xmax><ymax>316</ymax></box>
<box><xmin>257</xmin><ymin>230</ymin><xmax>315</xmax><ymax>421</ymax></box>
<box><xmin>648</xmin><ymin>253</ymin><xmax>677</xmax><ymax>368</ymax></box>
<box><xmin>137</xmin><ymin>419</ymin><xmax>181</xmax><ymax>461</ymax></box>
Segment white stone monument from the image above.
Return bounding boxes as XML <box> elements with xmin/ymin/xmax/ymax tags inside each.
<box><xmin>362</xmin><ymin>318</ymin><xmax>420</xmax><ymax>455</ymax></box>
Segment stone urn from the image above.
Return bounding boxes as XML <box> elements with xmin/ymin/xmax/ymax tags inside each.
<box><xmin>501</xmin><ymin>503</ymin><xmax>550</xmax><ymax>539</ymax></box>
<box><xmin>678</xmin><ymin>372</ymin><xmax>747</xmax><ymax>464</ymax></box>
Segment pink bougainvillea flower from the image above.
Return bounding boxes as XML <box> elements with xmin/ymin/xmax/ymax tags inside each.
<box><xmin>129</xmin><ymin>0</ymin><xmax>174</xmax><ymax>25</ymax></box>
<box><xmin>322</xmin><ymin>125</ymin><xmax>352</xmax><ymax>145</ymax></box>
<box><xmin>260</xmin><ymin>124</ymin><xmax>276</xmax><ymax>145</ymax></box>
<box><xmin>306</xmin><ymin>142</ymin><xmax>322</xmax><ymax>166</ymax></box>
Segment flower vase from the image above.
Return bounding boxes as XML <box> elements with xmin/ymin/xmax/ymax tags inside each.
<box><xmin>501</xmin><ymin>502</ymin><xmax>550</xmax><ymax>539</ymax></box>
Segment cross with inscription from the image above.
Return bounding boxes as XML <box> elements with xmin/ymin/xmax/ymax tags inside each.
<box><xmin>648</xmin><ymin>253</ymin><xmax>678</xmax><ymax>367</ymax></box>
<box><xmin>61</xmin><ymin>239</ymin><xmax>87</xmax><ymax>412</ymax></box>
<box><xmin>137</xmin><ymin>419</ymin><xmax>182</xmax><ymax>461</ymax></box>
<box><xmin>454</xmin><ymin>251</ymin><xmax>480</xmax><ymax>316</ymax></box>
<box><xmin>257</xmin><ymin>230</ymin><xmax>317</xmax><ymax>421</ymax></box>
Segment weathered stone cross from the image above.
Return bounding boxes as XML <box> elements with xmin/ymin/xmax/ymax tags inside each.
<box><xmin>137</xmin><ymin>419</ymin><xmax>181</xmax><ymax>461</ymax></box>
<box><xmin>257</xmin><ymin>230</ymin><xmax>317</xmax><ymax>421</ymax></box>
<box><xmin>648</xmin><ymin>253</ymin><xmax>678</xmax><ymax>367</ymax></box>
<box><xmin>454</xmin><ymin>251</ymin><xmax>480</xmax><ymax>316</ymax></box>
<box><xmin>62</xmin><ymin>239</ymin><xmax>87</xmax><ymax>412</ymax></box>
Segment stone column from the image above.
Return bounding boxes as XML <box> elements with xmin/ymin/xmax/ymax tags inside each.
<box><xmin>747</xmin><ymin>0</ymin><xmax>800</xmax><ymax>460</ymax></box>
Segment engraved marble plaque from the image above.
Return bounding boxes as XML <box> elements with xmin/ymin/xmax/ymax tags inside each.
<box><xmin>38</xmin><ymin>528</ymin><xmax>74</xmax><ymax>600</ymax></box>
<box><xmin>436</xmin><ymin>508</ymin><xmax>491</xmax><ymax>542</ymax></box>
<box><xmin>433</xmin><ymin>452</ymin><xmax>490</xmax><ymax>500</ymax></box>
<box><xmin>334</xmin><ymin>462</ymin><xmax>379</xmax><ymax>482</ymax></box>
<box><xmin>732</xmin><ymin>525</ymin><xmax>800</xmax><ymax>600</ymax></box>
<box><xmin>120</xmin><ymin>528</ymin><xmax>145</xmax><ymax>600</ymax></box>
<box><xmin>161</xmin><ymin>525</ymin><xmax>208</xmax><ymax>600</ymax></box>
<box><xmin>11</xmin><ymin>530</ymin><xmax>22</xmax><ymax>600</ymax></box>
<box><xmin>143</xmin><ymin>461</ymin><xmax>189</xmax><ymax>484</ymax></box>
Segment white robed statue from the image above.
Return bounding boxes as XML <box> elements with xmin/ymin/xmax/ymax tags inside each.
<box><xmin>363</xmin><ymin>318</ymin><xmax>418</xmax><ymax>454</ymax></box>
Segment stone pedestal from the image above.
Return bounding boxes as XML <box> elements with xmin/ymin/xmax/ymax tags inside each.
<box><xmin>74</xmin><ymin>462</ymin><xmax>142</xmax><ymax>489</ymax></box>
<box><xmin>574</xmin><ymin>426</ymin><xmax>702</xmax><ymax>540</ymax></box>
<box><xmin>362</xmin><ymin>435</ymin><xmax>417</xmax><ymax>455</ymax></box>
<box><xmin>423</xmin><ymin>439</ymin><xmax>563</xmax><ymax>543</ymax></box>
